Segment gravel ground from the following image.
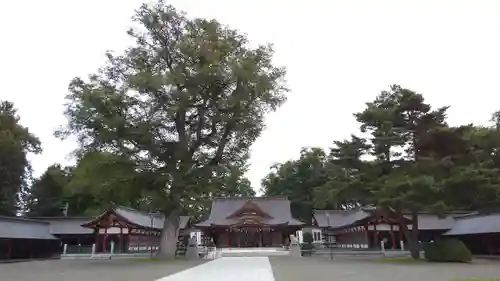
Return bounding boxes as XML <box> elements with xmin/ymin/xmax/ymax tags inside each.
<box><xmin>4</xmin><ymin>256</ymin><xmax>500</xmax><ymax>281</ymax></box>
<box><xmin>269</xmin><ymin>256</ymin><xmax>500</xmax><ymax>281</ymax></box>
<box><xmin>0</xmin><ymin>259</ymin><xmax>206</xmax><ymax>281</ymax></box>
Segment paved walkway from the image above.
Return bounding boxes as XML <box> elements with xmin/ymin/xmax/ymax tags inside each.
<box><xmin>156</xmin><ymin>257</ymin><xmax>275</xmax><ymax>281</ymax></box>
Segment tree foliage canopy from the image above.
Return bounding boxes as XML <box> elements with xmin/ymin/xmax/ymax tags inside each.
<box><xmin>56</xmin><ymin>1</ymin><xmax>285</xmax><ymax>258</ymax></box>
<box><xmin>261</xmin><ymin>85</ymin><xmax>500</xmax><ymax>258</ymax></box>
<box><xmin>0</xmin><ymin>101</ymin><xmax>41</xmax><ymax>215</ymax></box>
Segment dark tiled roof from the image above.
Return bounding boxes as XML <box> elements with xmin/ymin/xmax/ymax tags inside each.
<box><xmin>403</xmin><ymin>214</ymin><xmax>456</xmax><ymax>230</ymax></box>
<box><xmin>314</xmin><ymin>209</ymin><xmax>469</xmax><ymax>230</ymax></box>
<box><xmin>313</xmin><ymin>209</ymin><xmax>371</xmax><ymax>228</ymax></box>
<box><xmin>85</xmin><ymin>205</ymin><xmax>191</xmax><ymax>230</ymax></box>
<box><xmin>33</xmin><ymin>217</ymin><xmax>94</xmax><ymax>235</ymax></box>
<box><xmin>196</xmin><ymin>197</ymin><xmax>304</xmax><ymax>227</ymax></box>
<box><xmin>443</xmin><ymin>213</ymin><xmax>500</xmax><ymax>235</ymax></box>
<box><xmin>0</xmin><ymin>216</ymin><xmax>58</xmax><ymax>240</ymax></box>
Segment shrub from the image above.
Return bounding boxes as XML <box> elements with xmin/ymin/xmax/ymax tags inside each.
<box><xmin>423</xmin><ymin>238</ymin><xmax>472</xmax><ymax>263</ymax></box>
<box><xmin>300</xmin><ymin>242</ymin><xmax>314</xmax><ymax>256</ymax></box>
<box><xmin>301</xmin><ymin>232</ymin><xmax>314</xmax><ymax>256</ymax></box>
<box><xmin>302</xmin><ymin>232</ymin><xmax>314</xmax><ymax>244</ymax></box>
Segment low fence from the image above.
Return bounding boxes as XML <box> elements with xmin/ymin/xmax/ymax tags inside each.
<box><xmin>61</xmin><ymin>241</ymin><xmax>191</xmax><ymax>258</ymax></box>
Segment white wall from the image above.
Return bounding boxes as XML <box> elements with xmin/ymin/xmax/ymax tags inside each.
<box><xmin>296</xmin><ymin>228</ymin><xmax>323</xmax><ymax>243</ymax></box>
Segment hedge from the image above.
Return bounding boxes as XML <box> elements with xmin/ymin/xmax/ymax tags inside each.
<box><xmin>423</xmin><ymin>238</ymin><xmax>472</xmax><ymax>263</ymax></box>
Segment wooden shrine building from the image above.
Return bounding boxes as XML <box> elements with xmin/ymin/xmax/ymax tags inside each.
<box><xmin>196</xmin><ymin>197</ymin><xmax>304</xmax><ymax>248</ymax></box>
<box><xmin>0</xmin><ymin>216</ymin><xmax>60</xmax><ymax>260</ymax></box>
<box><xmin>32</xmin><ymin>217</ymin><xmax>95</xmax><ymax>249</ymax></box>
<box><xmin>313</xmin><ymin>207</ymin><xmax>469</xmax><ymax>250</ymax></box>
<box><xmin>443</xmin><ymin>212</ymin><xmax>500</xmax><ymax>255</ymax></box>
<box><xmin>313</xmin><ymin>207</ymin><xmax>412</xmax><ymax>249</ymax></box>
<box><xmin>81</xmin><ymin>205</ymin><xmax>191</xmax><ymax>253</ymax></box>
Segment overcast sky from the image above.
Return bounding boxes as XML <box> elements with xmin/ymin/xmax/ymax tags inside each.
<box><xmin>1</xmin><ymin>0</ymin><xmax>500</xmax><ymax>192</ymax></box>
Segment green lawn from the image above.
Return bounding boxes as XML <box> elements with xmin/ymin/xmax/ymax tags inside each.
<box><xmin>129</xmin><ymin>257</ymin><xmax>166</xmax><ymax>262</ymax></box>
<box><xmin>374</xmin><ymin>257</ymin><xmax>426</xmax><ymax>263</ymax></box>
<box><xmin>452</xmin><ymin>279</ymin><xmax>500</xmax><ymax>281</ymax></box>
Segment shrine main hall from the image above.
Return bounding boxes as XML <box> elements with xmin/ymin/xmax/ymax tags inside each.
<box><xmin>196</xmin><ymin>197</ymin><xmax>304</xmax><ymax>247</ymax></box>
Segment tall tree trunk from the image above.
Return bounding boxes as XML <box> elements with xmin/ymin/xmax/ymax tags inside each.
<box><xmin>398</xmin><ymin>211</ymin><xmax>420</xmax><ymax>259</ymax></box>
<box><xmin>157</xmin><ymin>213</ymin><xmax>179</xmax><ymax>259</ymax></box>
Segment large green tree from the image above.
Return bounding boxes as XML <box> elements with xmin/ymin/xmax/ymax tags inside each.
<box><xmin>354</xmin><ymin>85</ymin><xmax>450</xmax><ymax>258</ymax></box>
<box><xmin>58</xmin><ymin>1</ymin><xmax>286</xmax><ymax>258</ymax></box>
<box><xmin>314</xmin><ymin>135</ymin><xmax>372</xmax><ymax>209</ymax></box>
<box><xmin>262</xmin><ymin>147</ymin><xmax>328</xmax><ymax>223</ymax></box>
<box><xmin>25</xmin><ymin>164</ymin><xmax>70</xmax><ymax>217</ymax></box>
<box><xmin>65</xmin><ymin>151</ymin><xmax>145</xmax><ymax>215</ymax></box>
<box><xmin>263</xmin><ymin>85</ymin><xmax>500</xmax><ymax>259</ymax></box>
<box><xmin>0</xmin><ymin>101</ymin><xmax>41</xmax><ymax>215</ymax></box>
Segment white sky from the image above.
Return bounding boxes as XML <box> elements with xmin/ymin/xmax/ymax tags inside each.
<box><xmin>1</xmin><ymin>0</ymin><xmax>500</xmax><ymax>193</ymax></box>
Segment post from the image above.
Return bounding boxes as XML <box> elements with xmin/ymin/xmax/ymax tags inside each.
<box><xmin>63</xmin><ymin>244</ymin><xmax>68</xmax><ymax>255</ymax></box>
<box><xmin>149</xmin><ymin>215</ymin><xmax>154</xmax><ymax>258</ymax></box>
<box><xmin>95</xmin><ymin>229</ymin><xmax>99</xmax><ymax>252</ymax></box>
<box><xmin>400</xmin><ymin>240</ymin><xmax>405</xmax><ymax>251</ymax></box>
<box><xmin>373</xmin><ymin>224</ymin><xmax>378</xmax><ymax>248</ymax></box>
<box><xmin>119</xmin><ymin>227</ymin><xmax>123</xmax><ymax>253</ymax></box>
<box><xmin>102</xmin><ymin>228</ymin><xmax>107</xmax><ymax>252</ymax></box>
<box><xmin>399</xmin><ymin>226</ymin><xmax>404</xmax><ymax>250</ymax></box>
<box><xmin>326</xmin><ymin>212</ymin><xmax>333</xmax><ymax>260</ymax></box>
<box><xmin>110</xmin><ymin>241</ymin><xmax>115</xmax><ymax>255</ymax></box>
<box><xmin>364</xmin><ymin>224</ymin><xmax>370</xmax><ymax>248</ymax></box>
<box><xmin>7</xmin><ymin>240</ymin><xmax>12</xmax><ymax>259</ymax></box>
<box><xmin>381</xmin><ymin>239</ymin><xmax>386</xmax><ymax>256</ymax></box>
<box><xmin>390</xmin><ymin>224</ymin><xmax>395</xmax><ymax>249</ymax></box>
<box><xmin>91</xmin><ymin>244</ymin><xmax>96</xmax><ymax>255</ymax></box>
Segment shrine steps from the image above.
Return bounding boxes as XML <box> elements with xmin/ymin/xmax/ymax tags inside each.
<box><xmin>218</xmin><ymin>247</ymin><xmax>289</xmax><ymax>257</ymax></box>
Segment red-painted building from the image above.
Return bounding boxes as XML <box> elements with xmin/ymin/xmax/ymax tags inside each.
<box><xmin>81</xmin><ymin>205</ymin><xmax>192</xmax><ymax>253</ymax></box>
<box><xmin>196</xmin><ymin>197</ymin><xmax>304</xmax><ymax>247</ymax></box>
<box><xmin>0</xmin><ymin>216</ymin><xmax>60</xmax><ymax>260</ymax></box>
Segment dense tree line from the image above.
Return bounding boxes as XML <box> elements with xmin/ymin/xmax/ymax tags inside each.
<box><xmin>0</xmin><ymin>101</ymin><xmax>41</xmax><ymax>215</ymax></box>
<box><xmin>261</xmin><ymin>85</ymin><xmax>500</xmax><ymax>258</ymax></box>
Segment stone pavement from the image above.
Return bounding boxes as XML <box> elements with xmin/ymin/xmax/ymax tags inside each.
<box><xmin>2</xmin><ymin>256</ymin><xmax>500</xmax><ymax>281</ymax></box>
<box><xmin>157</xmin><ymin>257</ymin><xmax>275</xmax><ymax>281</ymax></box>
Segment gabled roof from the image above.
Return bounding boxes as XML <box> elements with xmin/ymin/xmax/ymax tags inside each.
<box><xmin>227</xmin><ymin>200</ymin><xmax>273</xmax><ymax>219</ymax></box>
<box><xmin>81</xmin><ymin>205</ymin><xmax>191</xmax><ymax>230</ymax></box>
<box><xmin>0</xmin><ymin>216</ymin><xmax>58</xmax><ymax>240</ymax></box>
<box><xmin>31</xmin><ymin>217</ymin><xmax>94</xmax><ymax>235</ymax></box>
<box><xmin>196</xmin><ymin>197</ymin><xmax>304</xmax><ymax>227</ymax></box>
<box><xmin>313</xmin><ymin>209</ymin><xmax>371</xmax><ymax>228</ymax></box>
<box><xmin>443</xmin><ymin>213</ymin><xmax>500</xmax><ymax>235</ymax></box>
<box><xmin>314</xmin><ymin>209</ymin><xmax>471</xmax><ymax>230</ymax></box>
<box><xmin>403</xmin><ymin>213</ymin><xmax>456</xmax><ymax>230</ymax></box>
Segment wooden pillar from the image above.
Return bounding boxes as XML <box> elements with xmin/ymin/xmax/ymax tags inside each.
<box><xmin>137</xmin><ymin>230</ymin><xmax>141</xmax><ymax>252</ymax></box>
<box><xmin>364</xmin><ymin>224</ymin><xmax>370</xmax><ymax>247</ymax></box>
<box><xmin>119</xmin><ymin>227</ymin><xmax>123</xmax><ymax>253</ymax></box>
<box><xmin>102</xmin><ymin>228</ymin><xmax>107</xmax><ymax>253</ymax></box>
<box><xmin>260</xmin><ymin>229</ymin><xmax>264</xmax><ymax>247</ymax></box>
<box><xmin>149</xmin><ymin>230</ymin><xmax>153</xmax><ymax>257</ymax></box>
<box><xmin>227</xmin><ymin>228</ymin><xmax>231</xmax><ymax>247</ymax></box>
<box><xmin>29</xmin><ymin>240</ymin><xmax>33</xmax><ymax>259</ymax></box>
<box><xmin>95</xmin><ymin>228</ymin><xmax>100</xmax><ymax>252</ymax></box>
<box><xmin>399</xmin><ymin>224</ymin><xmax>403</xmax><ymax>247</ymax></box>
<box><xmin>373</xmin><ymin>223</ymin><xmax>378</xmax><ymax>248</ymax></box>
<box><xmin>7</xmin><ymin>239</ymin><xmax>12</xmax><ymax>259</ymax></box>
<box><xmin>390</xmin><ymin>224</ymin><xmax>396</xmax><ymax>249</ymax></box>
